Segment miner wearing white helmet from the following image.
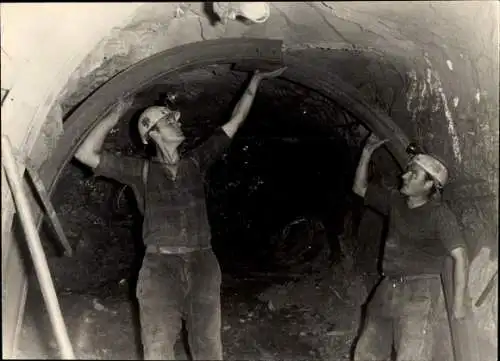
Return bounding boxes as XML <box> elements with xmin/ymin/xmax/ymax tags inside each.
<box><xmin>351</xmin><ymin>134</ymin><xmax>468</xmax><ymax>361</ymax></box>
<box><xmin>137</xmin><ymin>105</ymin><xmax>182</xmax><ymax>145</ymax></box>
<box><xmin>74</xmin><ymin>66</ymin><xmax>287</xmax><ymax>360</ymax></box>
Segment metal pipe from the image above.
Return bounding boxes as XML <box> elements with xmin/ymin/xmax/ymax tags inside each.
<box><xmin>25</xmin><ymin>161</ymin><xmax>73</xmax><ymax>256</ymax></box>
<box><xmin>1</xmin><ymin>135</ymin><xmax>75</xmax><ymax>359</ymax></box>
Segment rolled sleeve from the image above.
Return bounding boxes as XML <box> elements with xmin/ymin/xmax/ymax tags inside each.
<box><xmin>94</xmin><ymin>151</ymin><xmax>144</xmax><ymax>191</ymax></box>
<box><xmin>189</xmin><ymin>127</ymin><xmax>232</xmax><ymax>172</ymax></box>
<box><xmin>435</xmin><ymin>204</ymin><xmax>467</xmax><ymax>253</ymax></box>
<box><xmin>364</xmin><ymin>183</ymin><xmax>395</xmax><ymax>215</ymax></box>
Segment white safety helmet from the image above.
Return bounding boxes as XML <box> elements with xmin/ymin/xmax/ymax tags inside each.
<box><xmin>410</xmin><ymin>153</ymin><xmax>449</xmax><ymax>188</ymax></box>
<box><xmin>137</xmin><ymin>106</ymin><xmax>181</xmax><ymax>144</ymax></box>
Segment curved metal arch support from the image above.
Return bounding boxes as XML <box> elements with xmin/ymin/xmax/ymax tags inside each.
<box><xmin>39</xmin><ymin>38</ymin><xmax>410</xmax><ymax>197</ymax></box>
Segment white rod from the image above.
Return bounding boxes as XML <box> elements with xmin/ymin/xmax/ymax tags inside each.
<box><xmin>1</xmin><ymin>135</ymin><xmax>75</xmax><ymax>359</ymax></box>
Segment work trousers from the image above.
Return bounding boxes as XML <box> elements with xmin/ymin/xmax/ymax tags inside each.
<box><xmin>353</xmin><ymin>275</ymin><xmax>442</xmax><ymax>361</ymax></box>
<box><xmin>136</xmin><ymin>249</ymin><xmax>222</xmax><ymax>360</ymax></box>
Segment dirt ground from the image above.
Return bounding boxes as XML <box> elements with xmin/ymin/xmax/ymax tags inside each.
<box><xmin>220</xmin><ymin>252</ymin><xmax>369</xmax><ymax>361</ymax></box>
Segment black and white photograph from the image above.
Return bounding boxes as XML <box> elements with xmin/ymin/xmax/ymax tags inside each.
<box><xmin>1</xmin><ymin>2</ymin><xmax>498</xmax><ymax>360</ymax></box>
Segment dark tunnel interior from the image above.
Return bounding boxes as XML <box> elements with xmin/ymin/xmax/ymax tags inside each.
<box><xmin>20</xmin><ymin>53</ymin><xmax>413</xmax><ymax>359</ymax></box>
<box><xmin>42</xmin><ymin>65</ymin><xmax>373</xmax><ymax>295</ymax></box>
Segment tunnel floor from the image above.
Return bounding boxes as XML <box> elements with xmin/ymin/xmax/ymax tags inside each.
<box><xmin>15</xmin><ymin>249</ymin><xmax>371</xmax><ymax>360</ymax></box>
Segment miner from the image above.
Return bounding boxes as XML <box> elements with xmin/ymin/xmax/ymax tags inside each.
<box><xmin>352</xmin><ymin>134</ymin><xmax>468</xmax><ymax>360</ymax></box>
<box><xmin>74</xmin><ymin>66</ymin><xmax>287</xmax><ymax>360</ymax></box>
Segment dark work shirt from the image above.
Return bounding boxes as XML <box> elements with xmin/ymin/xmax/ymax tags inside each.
<box><xmin>365</xmin><ymin>183</ymin><xmax>466</xmax><ymax>276</ymax></box>
<box><xmin>94</xmin><ymin>128</ymin><xmax>231</xmax><ymax>248</ymax></box>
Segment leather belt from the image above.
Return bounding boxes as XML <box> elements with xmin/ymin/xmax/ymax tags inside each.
<box><xmin>146</xmin><ymin>245</ymin><xmax>211</xmax><ymax>255</ymax></box>
<box><xmin>384</xmin><ymin>274</ymin><xmax>441</xmax><ymax>283</ymax></box>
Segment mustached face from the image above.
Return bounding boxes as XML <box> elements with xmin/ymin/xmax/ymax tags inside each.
<box><xmin>400</xmin><ymin>162</ymin><xmax>434</xmax><ymax>197</ymax></box>
<box><xmin>148</xmin><ymin>112</ymin><xmax>185</xmax><ymax>144</ymax></box>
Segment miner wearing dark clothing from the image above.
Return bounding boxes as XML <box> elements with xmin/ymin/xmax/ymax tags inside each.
<box><xmin>352</xmin><ymin>134</ymin><xmax>469</xmax><ymax>361</ymax></box>
<box><xmin>74</xmin><ymin>66</ymin><xmax>287</xmax><ymax>360</ymax></box>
